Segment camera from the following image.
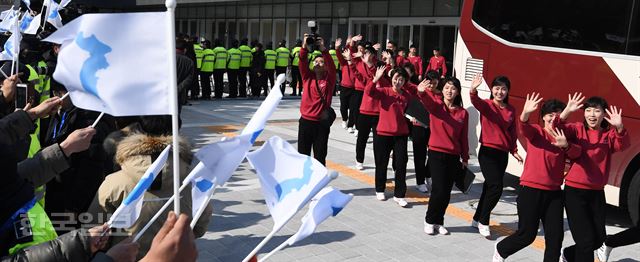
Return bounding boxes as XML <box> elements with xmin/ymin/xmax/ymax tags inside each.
<box><xmin>306</xmin><ymin>20</ymin><xmax>318</xmax><ymax>52</ymax></box>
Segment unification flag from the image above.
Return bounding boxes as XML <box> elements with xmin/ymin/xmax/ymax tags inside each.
<box><xmin>44</xmin><ymin>0</ymin><xmax>62</xmax><ymax>28</ymax></box>
<box><xmin>185</xmin><ymin>80</ymin><xmax>283</xmax><ymax>219</ymax></box>
<box><xmin>0</xmin><ymin>30</ymin><xmax>22</xmax><ymax>61</ymax></box>
<box><xmin>0</xmin><ymin>9</ymin><xmax>11</xmax><ymax>21</ymax></box>
<box><xmin>20</xmin><ymin>12</ymin><xmax>33</xmax><ymax>32</ymax></box>
<box><xmin>23</xmin><ymin>13</ymin><xmax>40</xmax><ymax>35</ymax></box>
<box><xmin>285</xmin><ymin>187</ymin><xmax>352</xmax><ymax>245</ymax></box>
<box><xmin>0</xmin><ymin>9</ymin><xmax>18</xmax><ymax>32</ymax></box>
<box><xmin>246</xmin><ymin>136</ymin><xmax>334</xmax><ymax>230</ymax></box>
<box><xmin>43</xmin><ymin>12</ymin><xmax>171</xmax><ymax>116</ymax></box>
<box><xmin>108</xmin><ymin>145</ymin><xmax>171</xmax><ymax>229</ymax></box>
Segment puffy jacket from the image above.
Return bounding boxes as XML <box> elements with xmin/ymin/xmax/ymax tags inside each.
<box><xmin>1</xmin><ymin>228</ymin><xmax>94</xmax><ymax>262</ymax></box>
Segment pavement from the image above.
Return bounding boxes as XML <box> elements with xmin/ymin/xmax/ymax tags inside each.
<box><xmin>179</xmin><ymin>94</ymin><xmax>639</xmax><ymax>262</ymax></box>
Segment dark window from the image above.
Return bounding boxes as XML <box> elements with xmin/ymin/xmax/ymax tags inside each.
<box><xmin>628</xmin><ymin>1</ymin><xmax>640</xmax><ymax>55</ymax></box>
<box><xmin>472</xmin><ymin>0</ymin><xmax>633</xmax><ymax>55</ymax></box>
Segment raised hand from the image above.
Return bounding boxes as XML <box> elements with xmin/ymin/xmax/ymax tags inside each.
<box><xmin>605</xmin><ymin>105</ymin><xmax>623</xmax><ymax>131</ymax></box>
<box><xmin>417</xmin><ymin>79</ymin><xmax>431</xmax><ymax>93</ymax></box>
<box><xmin>373</xmin><ymin>65</ymin><xmax>386</xmax><ymax>83</ymax></box>
<box><xmin>335</xmin><ymin>38</ymin><xmax>342</xmax><ymax>49</ymax></box>
<box><xmin>523</xmin><ymin>92</ymin><xmax>543</xmax><ymax>115</ymax></box>
<box><xmin>342</xmin><ymin>48</ymin><xmax>351</xmax><ymax>61</ymax></box>
<box><xmin>559</xmin><ymin>92</ymin><xmax>585</xmax><ymax>120</ymax></box>
<box><xmin>346</xmin><ymin>35</ymin><xmax>352</xmax><ymax>45</ymax></box>
<box><xmin>373</xmin><ymin>43</ymin><xmax>381</xmax><ymax>51</ymax></box>
<box><xmin>548</xmin><ymin>128</ymin><xmax>568</xmax><ymax>149</ymax></box>
<box><xmin>352</xmin><ymin>35</ymin><xmax>363</xmax><ymax>42</ymax></box>
<box><xmin>470</xmin><ymin>73</ymin><xmax>483</xmax><ymax>92</ymax></box>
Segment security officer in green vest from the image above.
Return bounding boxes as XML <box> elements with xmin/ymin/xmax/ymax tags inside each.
<box><xmin>212</xmin><ymin>39</ymin><xmax>228</xmax><ymax>99</ymax></box>
<box><xmin>274</xmin><ymin>40</ymin><xmax>290</xmax><ymax>94</ymax></box>
<box><xmin>199</xmin><ymin>40</ymin><xmax>214</xmax><ymax>99</ymax></box>
<box><xmin>238</xmin><ymin>38</ymin><xmax>252</xmax><ymax>98</ymax></box>
<box><xmin>329</xmin><ymin>40</ymin><xmax>340</xmax><ymax>96</ymax></box>
<box><xmin>289</xmin><ymin>39</ymin><xmax>302</xmax><ymax>96</ymax></box>
<box><xmin>309</xmin><ymin>49</ymin><xmax>322</xmax><ymax>70</ymax></box>
<box><xmin>264</xmin><ymin>42</ymin><xmax>277</xmax><ymax>90</ymax></box>
<box><xmin>227</xmin><ymin>40</ymin><xmax>242</xmax><ymax>98</ymax></box>
<box><xmin>193</xmin><ymin>37</ymin><xmax>204</xmax><ymax>98</ymax></box>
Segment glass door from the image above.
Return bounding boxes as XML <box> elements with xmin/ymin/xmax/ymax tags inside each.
<box><xmin>286</xmin><ymin>19</ymin><xmax>299</xmax><ymax>48</ymax></box>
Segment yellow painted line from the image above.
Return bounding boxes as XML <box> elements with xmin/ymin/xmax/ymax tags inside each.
<box><xmin>326</xmin><ymin>160</ymin><xmax>548</xmax><ymax>251</ymax></box>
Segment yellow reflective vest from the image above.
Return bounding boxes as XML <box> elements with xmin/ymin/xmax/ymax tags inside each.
<box><xmin>329</xmin><ymin>49</ymin><xmax>340</xmax><ymax>69</ymax></box>
<box><xmin>212</xmin><ymin>47</ymin><xmax>228</xmax><ymax>70</ymax></box>
<box><xmin>239</xmin><ymin>45</ymin><xmax>252</xmax><ymax>68</ymax></box>
<box><xmin>194</xmin><ymin>44</ymin><xmax>204</xmax><ymax>69</ymax></box>
<box><xmin>201</xmin><ymin>49</ymin><xmax>215</xmax><ymax>73</ymax></box>
<box><xmin>264</xmin><ymin>49</ymin><xmax>277</xmax><ymax>70</ymax></box>
<box><xmin>292</xmin><ymin>47</ymin><xmax>301</xmax><ymax>66</ymax></box>
<box><xmin>227</xmin><ymin>48</ymin><xmax>242</xmax><ymax>70</ymax></box>
<box><xmin>275</xmin><ymin>47</ymin><xmax>290</xmax><ymax>67</ymax></box>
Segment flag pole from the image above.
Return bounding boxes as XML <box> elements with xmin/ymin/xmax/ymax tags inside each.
<box><xmin>133</xmin><ymin>182</ymin><xmax>190</xmax><ymax>242</ymax></box>
<box><xmin>258</xmin><ymin>237</ymin><xmax>291</xmax><ymax>262</ymax></box>
<box><xmin>165</xmin><ymin>0</ymin><xmax>181</xmax><ymax>214</ymax></box>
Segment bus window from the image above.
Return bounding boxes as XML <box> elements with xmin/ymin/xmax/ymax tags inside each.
<box><xmin>472</xmin><ymin>0</ymin><xmax>634</xmax><ymax>55</ymax></box>
<box><xmin>628</xmin><ymin>3</ymin><xmax>640</xmax><ymax>55</ymax></box>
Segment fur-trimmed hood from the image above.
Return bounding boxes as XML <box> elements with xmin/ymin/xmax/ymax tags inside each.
<box><xmin>115</xmin><ymin>134</ymin><xmax>192</xmax><ymax>166</ymax></box>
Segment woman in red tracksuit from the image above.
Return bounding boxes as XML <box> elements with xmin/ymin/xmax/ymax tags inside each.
<box><xmin>348</xmin><ymin>43</ymin><xmax>384</xmax><ymax>170</ymax></box>
<box><xmin>468</xmin><ymin>74</ymin><xmax>523</xmax><ymax>238</ymax></box>
<box><xmin>494</xmin><ymin>94</ymin><xmax>581</xmax><ymax>262</ymax></box>
<box><xmin>407</xmin><ymin>45</ymin><xmax>423</xmax><ymax>81</ymax></box>
<box><xmin>553</xmin><ymin>93</ymin><xmax>630</xmax><ymax>262</ymax></box>
<box><xmin>366</xmin><ymin>66</ymin><xmax>415</xmax><ymax>207</ymax></box>
<box><xmin>416</xmin><ymin>76</ymin><xmax>469</xmax><ymax>235</ymax></box>
<box><xmin>335</xmin><ymin>37</ymin><xmax>356</xmax><ymax>132</ymax></box>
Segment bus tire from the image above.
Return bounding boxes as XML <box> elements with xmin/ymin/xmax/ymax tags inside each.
<box><xmin>628</xmin><ymin>169</ymin><xmax>640</xmax><ymax>227</ymax></box>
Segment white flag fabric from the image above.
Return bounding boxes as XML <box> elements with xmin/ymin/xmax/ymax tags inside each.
<box><xmin>23</xmin><ymin>13</ymin><xmax>40</xmax><ymax>35</ymax></box>
<box><xmin>0</xmin><ymin>10</ymin><xmax>18</xmax><ymax>32</ymax></box>
<box><xmin>60</xmin><ymin>0</ymin><xmax>72</xmax><ymax>8</ymax></box>
<box><xmin>44</xmin><ymin>0</ymin><xmax>62</xmax><ymax>28</ymax></box>
<box><xmin>43</xmin><ymin>12</ymin><xmax>171</xmax><ymax>116</ymax></box>
<box><xmin>0</xmin><ymin>30</ymin><xmax>21</xmax><ymax>61</ymax></box>
<box><xmin>108</xmin><ymin>145</ymin><xmax>171</xmax><ymax>229</ymax></box>
<box><xmin>0</xmin><ymin>9</ymin><xmax>11</xmax><ymax>21</ymax></box>
<box><xmin>247</xmin><ymin>136</ymin><xmax>333</xmax><ymax>229</ymax></box>
<box><xmin>286</xmin><ymin>187</ymin><xmax>352</xmax><ymax>245</ymax></box>
<box><xmin>20</xmin><ymin>12</ymin><xmax>33</xmax><ymax>32</ymax></box>
<box><xmin>241</xmin><ymin>73</ymin><xmax>284</xmax><ymax>140</ymax></box>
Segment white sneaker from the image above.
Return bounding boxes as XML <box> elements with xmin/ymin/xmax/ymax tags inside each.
<box><xmin>423</xmin><ymin>221</ymin><xmax>435</xmax><ymax>235</ymax></box>
<box><xmin>426</xmin><ymin>178</ymin><xmax>433</xmax><ymax>192</ymax></box>
<box><xmin>393</xmin><ymin>197</ymin><xmax>408</xmax><ymax>207</ymax></box>
<box><xmin>471</xmin><ymin>220</ymin><xmax>479</xmax><ymax>228</ymax></box>
<box><xmin>597</xmin><ymin>243</ymin><xmax>612</xmax><ymax>262</ymax></box>
<box><xmin>355</xmin><ymin>162</ymin><xmax>364</xmax><ymax>170</ymax></box>
<box><xmin>493</xmin><ymin>244</ymin><xmax>505</xmax><ymax>262</ymax></box>
<box><xmin>347</xmin><ymin>127</ymin><xmax>354</xmax><ymax>133</ymax></box>
<box><xmin>353</xmin><ymin>130</ymin><xmax>358</xmax><ymax>137</ymax></box>
<box><xmin>341</xmin><ymin>121</ymin><xmax>347</xmax><ymax>129</ymax></box>
<box><xmin>478</xmin><ymin>223</ymin><xmax>491</xmax><ymax>238</ymax></box>
<box><xmin>375</xmin><ymin>192</ymin><xmax>386</xmax><ymax>201</ymax></box>
<box><xmin>416</xmin><ymin>184</ymin><xmax>428</xmax><ymax>193</ymax></box>
<box><xmin>436</xmin><ymin>225</ymin><xmax>450</xmax><ymax>235</ymax></box>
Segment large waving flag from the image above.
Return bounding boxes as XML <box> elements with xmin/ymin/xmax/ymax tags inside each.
<box><xmin>246</xmin><ymin>136</ymin><xmax>335</xmax><ymax>230</ymax></box>
<box><xmin>20</xmin><ymin>12</ymin><xmax>33</xmax><ymax>32</ymax></box>
<box><xmin>108</xmin><ymin>145</ymin><xmax>171</xmax><ymax>229</ymax></box>
<box><xmin>43</xmin><ymin>12</ymin><xmax>171</xmax><ymax>116</ymax></box>
<box><xmin>186</xmin><ymin>78</ymin><xmax>284</xmax><ymax>221</ymax></box>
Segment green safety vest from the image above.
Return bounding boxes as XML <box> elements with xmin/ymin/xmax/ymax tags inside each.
<box><xmin>227</xmin><ymin>48</ymin><xmax>242</xmax><ymax>70</ymax></box>
<box><xmin>9</xmin><ymin>202</ymin><xmax>58</xmax><ymax>255</ymax></box>
<box><xmin>239</xmin><ymin>45</ymin><xmax>252</xmax><ymax>68</ymax></box>
<box><xmin>36</xmin><ymin>61</ymin><xmax>50</xmax><ymax>103</ymax></box>
<box><xmin>309</xmin><ymin>50</ymin><xmax>322</xmax><ymax>70</ymax></box>
<box><xmin>275</xmin><ymin>47</ymin><xmax>290</xmax><ymax>67</ymax></box>
<box><xmin>264</xmin><ymin>49</ymin><xmax>277</xmax><ymax>70</ymax></box>
<box><xmin>329</xmin><ymin>49</ymin><xmax>340</xmax><ymax>69</ymax></box>
<box><xmin>194</xmin><ymin>44</ymin><xmax>204</xmax><ymax>69</ymax></box>
<box><xmin>292</xmin><ymin>47</ymin><xmax>301</xmax><ymax>66</ymax></box>
<box><xmin>201</xmin><ymin>49</ymin><xmax>215</xmax><ymax>73</ymax></box>
<box><xmin>212</xmin><ymin>47</ymin><xmax>227</xmax><ymax>70</ymax></box>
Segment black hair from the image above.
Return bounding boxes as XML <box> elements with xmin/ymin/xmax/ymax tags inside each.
<box><xmin>139</xmin><ymin>115</ymin><xmax>172</xmax><ymax>136</ymax></box>
<box><xmin>267</xmin><ymin>42</ymin><xmax>273</xmax><ymax>50</ymax></box>
<box><xmin>424</xmin><ymin>70</ymin><xmax>442</xmax><ymax>91</ymax></box>
<box><xmin>175</xmin><ymin>39</ymin><xmax>187</xmax><ymax>50</ymax></box>
<box><xmin>240</xmin><ymin>38</ymin><xmax>248</xmax><ymax>45</ymax></box>
<box><xmin>387</xmin><ymin>41</ymin><xmax>396</xmax><ymax>47</ymax></box>
<box><xmin>441</xmin><ymin>77</ymin><xmax>463</xmax><ymax>107</ymax></box>
<box><xmin>390</xmin><ymin>66</ymin><xmax>410</xmax><ymax>82</ymax></box>
<box><xmin>231</xmin><ymin>39</ymin><xmax>239</xmax><ymax>48</ymax></box>
<box><xmin>401</xmin><ymin>63</ymin><xmax>419</xmax><ymax>84</ymax></box>
<box><xmin>540</xmin><ymin>99</ymin><xmax>566</xmax><ymax>118</ymax></box>
<box><xmin>583</xmin><ymin>96</ymin><xmax>610</xmax><ymax>129</ymax></box>
<box><xmin>489</xmin><ymin>75</ymin><xmax>511</xmax><ymax>104</ymax></box>
<box><xmin>279</xmin><ymin>40</ymin><xmax>286</xmax><ymax>47</ymax></box>
<box><xmin>357</xmin><ymin>41</ymin><xmax>367</xmax><ymax>48</ymax></box>
<box><xmin>409</xmin><ymin>45</ymin><xmax>417</xmax><ymax>49</ymax></box>
<box><xmin>398</xmin><ymin>47</ymin><xmax>407</xmax><ymax>53</ymax></box>
<box><xmin>433</xmin><ymin>47</ymin><xmax>441</xmax><ymax>52</ymax></box>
